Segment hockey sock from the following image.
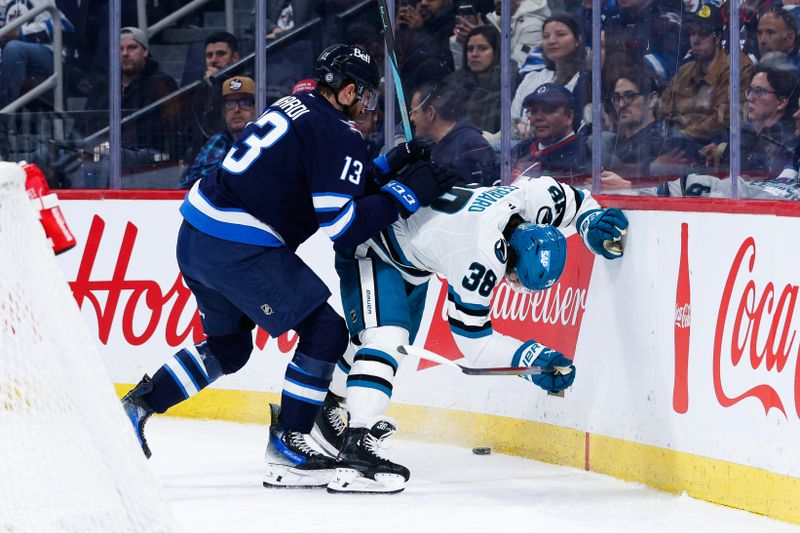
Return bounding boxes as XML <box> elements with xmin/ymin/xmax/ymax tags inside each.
<box><xmin>280</xmin><ymin>351</ymin><xmax>335</xmax><ymax>433</ymax></box>
<box><xmin>145</xmin><ymin>342</ymin><xmax>223</xmax><ymax>413</ymax></box>
<box><xmin>328</xmin><ymin>342</ymin><xmax>355</xmax><ymax>400</ymax></box>
<box><xmin>345</xmin><ymin>326</ymin><xmax>408</xmax><ymax>428</ymax></box>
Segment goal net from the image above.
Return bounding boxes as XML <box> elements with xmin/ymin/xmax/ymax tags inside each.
<box><xmin>0</xmin><ymin>163</ymin><xmax>177</xmax><ymax>532</ymax></box>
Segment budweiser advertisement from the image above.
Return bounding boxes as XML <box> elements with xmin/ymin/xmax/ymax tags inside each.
<box><xmin>55</xmin><ymin>200</ymin><xmax>800</xmax><ymax>478</ymax></box>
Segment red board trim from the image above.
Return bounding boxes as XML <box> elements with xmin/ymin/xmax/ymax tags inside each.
<box><xmin>55</xmin><ymin>190</ymin><xmax>800</xmax><ymax>217</ymax></box>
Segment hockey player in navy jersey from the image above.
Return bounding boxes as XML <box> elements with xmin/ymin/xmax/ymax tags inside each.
<box><xmin>312</xmin><ymin>175</ymin><xmax>628</xmax><ymax>493</ymax></box>
<box><xmin>120</xmin><ymin>44</ymin><xmax>459</xmax><ymax>488</ymax></box>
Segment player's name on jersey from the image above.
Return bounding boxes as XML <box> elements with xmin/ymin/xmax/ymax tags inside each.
<box><xmin>272</xmin><ymin>95</ymin><xmax>310</xmax><ymax>120</ymax></box>
<box><xmin>468</xmin><ymin>185</ymin><xmax>519</xmax><ymax>212</ymax></box>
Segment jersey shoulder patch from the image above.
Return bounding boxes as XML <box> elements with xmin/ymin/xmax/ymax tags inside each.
<box><xmin>494</xmin><ymin>238</ymin><xmax>508</xmax><ymax>264</ymax></box>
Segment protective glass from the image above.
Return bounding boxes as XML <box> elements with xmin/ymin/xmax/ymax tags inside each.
<box><xmin>360</xmin><ymin>88</ymin><xmax>379</xmax><ymax>111</ymax></box>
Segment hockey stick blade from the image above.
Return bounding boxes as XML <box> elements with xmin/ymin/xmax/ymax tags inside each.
<box><xmin>397</xmin><ymin>345</ymin><xmax>546</xmax><ymax>376</ymax></box>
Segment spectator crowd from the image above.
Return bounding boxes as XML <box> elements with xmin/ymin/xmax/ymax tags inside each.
<box><xmin>3</xmin><ymin>0</ymin><xmax>800</xmax><ymax>197</ymax></box>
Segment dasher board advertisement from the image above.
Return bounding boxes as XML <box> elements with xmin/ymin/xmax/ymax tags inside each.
<box><xmin>55</xmin><ymin>197</ymin><xmax>800</xmax><ymax>482</ymax></box>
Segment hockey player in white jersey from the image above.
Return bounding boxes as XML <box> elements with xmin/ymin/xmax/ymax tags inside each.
<box><xmin>313</xmin><ymin>175</ymin><xmax>628</xmax><ymax>494</ymax></box>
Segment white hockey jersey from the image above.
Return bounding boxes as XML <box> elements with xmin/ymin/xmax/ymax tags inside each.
<box><xmin>359</xmin><ymin>176</ymin><xmax>602</xmax><ymax>367</ymax></box>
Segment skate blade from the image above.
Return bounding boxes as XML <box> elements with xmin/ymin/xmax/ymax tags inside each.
<box><xmin>326</xmin><ymin>468</ymin><xmax>406</xmax><ymax>494</ymax></box>
<box><xmin>309</xmin><ymin>425</ymin><xmax>340</xmax><ymax>457</ymax></box>
<box><xmin>263</xmin><ymin>463</ymin><xmax>334</xmax><ymax>489</ymax></box>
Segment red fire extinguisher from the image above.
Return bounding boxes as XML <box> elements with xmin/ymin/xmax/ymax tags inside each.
<box><xmin>22</xmin><ymin>161</ymin><xmax>76</xmax><ymax>255</ymax></box>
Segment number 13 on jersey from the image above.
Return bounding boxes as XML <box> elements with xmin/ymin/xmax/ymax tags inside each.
<box><xmin>222</xmin><ymin>111</ymin><xmax>290</xmax><ymax>174</ymax></box>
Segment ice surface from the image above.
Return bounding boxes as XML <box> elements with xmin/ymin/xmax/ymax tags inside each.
<box><xmin>147</xmin><ymin>418</ymin><xmax>800</xmax><ymax>533</ymax></box>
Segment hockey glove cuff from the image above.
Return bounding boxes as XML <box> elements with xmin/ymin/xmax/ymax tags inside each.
<box><xmin>577</xmin><ymin>208</ymin><xmax>628</xmax><ymax>260</ymax></box>
<box><xmin>382</xmin><ymin>179</ymin><xmax>421</xmax><ymax>217</ymax></box>
<box><xmin>512</xmin><ymin>340</ymin><xmax>576</xmax><ymax>393</ymax></box>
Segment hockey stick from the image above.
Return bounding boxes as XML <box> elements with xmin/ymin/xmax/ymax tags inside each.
<box><xmin>397</xmin><ymin>345</ymin><xmax>548</xmax><ymax>376</ymax></box>
<box><xmin>376</xmin><ymin>0</ymin><xmax>413</xmax><ymax>141</ymax></box>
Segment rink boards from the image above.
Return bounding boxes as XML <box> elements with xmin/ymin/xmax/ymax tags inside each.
<box><xmin>55</xmin><ymin>192</ymin><xmax>800</xmax><ymax>524</ymax></box>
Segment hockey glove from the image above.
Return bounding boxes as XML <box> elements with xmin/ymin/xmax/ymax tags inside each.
<box><xmin>382</xmin><ymin>161</ymin><xmax>459</xmax><ymax>217</ymax></box>
<box><xmin>373</xmin><ymin>139</ymin><xmax>433</xmax><ymax>177</ymax></box>
<box><xmin>577</xmin><ymin>208</ymin><xmax>629</xmax><ymax>259</ymax></box>
<box><xmin>512</xmin><ymin>340</ymin><xmax>576</xmax><ymax>393</ymax></box>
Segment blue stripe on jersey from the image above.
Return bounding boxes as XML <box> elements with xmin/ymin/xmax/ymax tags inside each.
<box><xmin>320</xmin><ymin>201</ymin><xmax>356</xmax><ymax>240</ymax></box>
<box><xmin>450</xmin><ymin>323</ymin><xmax>494</xmax><ymax>338</ymax></box>
<box><xmin>163</xmin><ymin>365</ymin><xmax>190</xmax><ymax>399</ymax></box>
<box><xmin>347</xmin><ymin>378</ymin><xmax>392</xmax><ymax>397</ymax></box>
<box><xmin>180</xmin><ymin>182</ymin><xmax>285</xmax><ymax>247</ymax></box>
<box><xmin>175</xmin><ymin>349</ymin><xmax>210</xmax><ymax>390</ymax></box>
<box><xmin>282</xmin><ymin>389</ymin><xmax>325</xmax><ymax>406</ymax></box>
<box><xmin>372</xmin><ymin>229</ymin><xmax>430</xmax><ymax>279</ymax></box>
<box><xmin>354</xmin><ymin>348</ymin><xmax>399</xmax><ymax>373</ymax></box>
<box><xmin>312</xmin><ymin>192</ymin><xmax>352</xmax><ymax>212</ymax></box>
<box><xmin>285</xmin><ymin>364</ymin><xmax>331</xmax><ymax>390</ymax></box>
<box><xmin>447</xmin><ymin>317</ymin><xmax>492</xmax><ymax>339</ymax></box>
<box><xmin>284</xmin><ymin>376</ymin><xmax>328</xmax><ymax>394</ymax></box>
<box><xmin>447</xmin><ymin>287</ymin><xmax>490</xmax><ymax>312</ymax></box>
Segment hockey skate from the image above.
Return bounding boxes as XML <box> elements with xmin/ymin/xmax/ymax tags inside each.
<box><xmin>263</xmin><ymin>403</ymin><xmax>336</xmax><ymax>489</ymax></box>
<box><xmin>310</xmin><ymin>392</ymin><xmax>347</xmax><ymax>456</ymax></box>
<box><xmin>120</xmin><ymin>375</ymin><xmax>155</xmax><ymax>459</ymax></box>
<box><xmin>327</xmin><ymin>417</ymin><xmax>410</xmax><ymax>494</ymax></box>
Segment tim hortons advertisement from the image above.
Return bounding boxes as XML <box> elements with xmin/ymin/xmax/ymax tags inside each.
<box><xmin>55</xmin><ymin>200</ymin><xmax>800</xmax><ymax>476</ymax></box>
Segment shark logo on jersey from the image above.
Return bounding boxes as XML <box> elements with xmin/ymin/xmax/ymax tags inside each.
<box><xmin>495</xmin><ymin>239</ymin><xmax>508</xmax><ymax>263</ymax></box>
<box><xmin>536</xmin><ymin>206</ymin><xmax>553</xmax><ymax>224</ymax></box>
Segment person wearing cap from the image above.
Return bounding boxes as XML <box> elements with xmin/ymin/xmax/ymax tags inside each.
<box><xmin>179</xmin><ymin>77</ymin><xmax>257</xmax><ymax>189</ymax></box>
<box><xmin>84</xmin><ymin>26</ymin><xmax>179</xmax><ymax>157</ymax></box>
<box><xmin>511</xmin><ymin>82</ymin><xmax>589</xmax><ymax>180</ymax></box>
<box><xmin>0</xmin><ymin>0</ymin><xmax>74</xmax><ymax>108</ymax></box>
<box><xmin>657</xmin><ymin>4</ymin><xmax>754</xmax><ymax>147</ymax></box>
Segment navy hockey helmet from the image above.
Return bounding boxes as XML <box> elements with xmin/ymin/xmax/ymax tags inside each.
<box><xmin>507</xmin><ymin>223</ymin><xmax>567</xmax><ymax>291</ymax></box>
<box><xmin>315</xmin><ymin>44</ymin><xmax>381</xmax><ymax>110</ymax></box>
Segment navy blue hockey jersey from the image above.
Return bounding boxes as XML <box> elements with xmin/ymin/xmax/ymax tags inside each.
<box><xmin>180</xmin><ymin>91</ymin><xmax>398</xmax><ymax>250</ymax></box>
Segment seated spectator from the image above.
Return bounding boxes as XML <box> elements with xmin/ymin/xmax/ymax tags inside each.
<box><xmin>185</xmin><ymin>32</ymin><xmax>243</xmax><ymax>157</ymax></box>
<box><xmin>84</xmin><ymin>27</ymin><xmax>180</xmax><ymax>158</ymax></box>
<box><xmin>600</xmin><ymin>82</ymin><xmax>800</xmax><ymax>199</ymax></box>
<box><xmin>409</xmin><ymin>80</ymin><xmax>498</xmax><ymax>186</ymax></box>
<box><xmin>0</xmin><ymin>1</ymin><xmax>74</xmax><ymax>108</ymax></box>
<box><xmin>201</xmin><ymin>32</ymin><xmax>241</xmax><ymax>87</ymax></box>
<box><xmin>179</xmin><ymin>77</ymin><xmax>257</xmax><ymax>189</ymax></box>
<box><xmin>396</xmin><ymin>0</ymin><xmax>457</xmax><ymax>74</ymax></box>
<box><xmin>511</xmin><ymin>82</ymin><xmax>590</xmax><ymax>179</ymax></box>
<box><xmin>700</xmin><ymin>63</ymin><xmax>798</xmax><ymax>177</ymax></box>
<box><xmin>445</xmin><ymin>25</ymin><xmax>516</xmax><ymax>134</ymax></box>
<box><xmin>657</xmin><ymin>5</ymin><xmax>755</xmax><ymax>148</ymax></box>
<box><xmin>511</xmin><ymin>14</ymin><xmax>590</xmax><ymax>138</ymax></box>
<box><xmin>449</xmin><ymin>0</ymin><xmax>550</xmax><ymax>71</ymax></box>
<box><xmin>605</xmin><ymin>71</ymin><xmax>699</xmax><ymax>180</ymax></box>
<box><xmin>756</xmin><ymin>7</ymin><xmax>800</xmax><ymax>69</ymax></box>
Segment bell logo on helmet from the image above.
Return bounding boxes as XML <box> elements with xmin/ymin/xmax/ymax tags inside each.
<box><xmin>353</xmin><ymin>47</ymin><xmax>371</xmax><ymax>63</ymax></box>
